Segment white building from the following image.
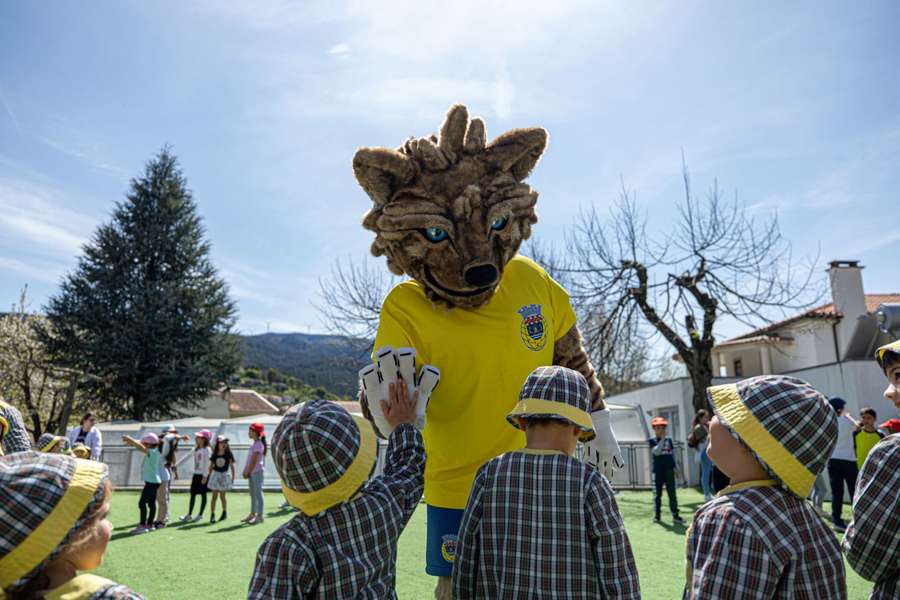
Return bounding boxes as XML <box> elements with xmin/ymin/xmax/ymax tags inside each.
<box><xmin>608</xmin><ymin>260</ymin><xmax>899</xmax><ymax>484</ymax></box>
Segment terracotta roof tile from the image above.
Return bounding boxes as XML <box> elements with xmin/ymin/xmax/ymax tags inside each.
<box><xmin>724</xmin><ymin>293</ymin><xmax>900</xmax><ymax>344</ymax></box>
<box><xmin>228</xmin><ymin>389</ymin><xmax>280</xmax><ymax>415</ymax></box>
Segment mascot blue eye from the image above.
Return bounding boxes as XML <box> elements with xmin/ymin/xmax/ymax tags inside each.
<box><xmin>490</xmin><ymin>216</ymin><xmax>509</xmax><ymax>231</ymax></box>
<box><xmin>423</xmin><ymin>227</ymin><xmax>449</xmax><ymax>243</ymax></box>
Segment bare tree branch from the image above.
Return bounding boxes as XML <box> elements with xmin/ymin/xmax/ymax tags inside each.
<box><xmin>565</xmin><ymin>162</ymin><xmax>823</xmax><ymax>411</ymax></box>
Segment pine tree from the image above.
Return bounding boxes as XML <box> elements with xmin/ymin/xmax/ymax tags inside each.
<box><xmin>42</xmin><ymin>149</ymin><xmax>241</xmax><ymax>421</ymax></box>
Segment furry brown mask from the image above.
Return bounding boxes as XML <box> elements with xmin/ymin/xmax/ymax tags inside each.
<box><xmin>353</xmin><ymin>104</ymin><xmax>548</xmax><ymax>308</ymax></box>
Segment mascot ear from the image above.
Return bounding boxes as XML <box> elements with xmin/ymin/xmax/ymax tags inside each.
<box><xmin>439</xmin><ymin>104</ymin><xmax>469</xmax><ymax>157</ymax></box>
<box><xmin>485</xmin><ymin>127</ymin><xmax>548</xmax><ymax>182</ymax></box>
<box><xmin>353</xmin><ymin>148</ymin><xmax>417</xmax><ymax>205</ymax></box>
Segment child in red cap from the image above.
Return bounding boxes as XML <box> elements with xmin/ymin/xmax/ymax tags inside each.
<box><xmin>649</xmin><ymin>416</ymin><xmax>683</xmax><ymax>524</ymax></box>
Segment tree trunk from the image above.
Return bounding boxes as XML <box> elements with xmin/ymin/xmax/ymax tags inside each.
<box><xmin>57</xmin><ymin>373</ymin><xmax>79</xmax><ymax>435</ymax></box>
<box><xmin>689</xmin><ymin>352</ymin><xmax>714</xmax><ymax>413</ymax></box>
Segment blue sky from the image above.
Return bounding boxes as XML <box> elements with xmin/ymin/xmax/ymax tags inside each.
<box><xmin>1</xmin><ymin>1</ymin><xmax>898</xmax><ymax>339</ymax></box>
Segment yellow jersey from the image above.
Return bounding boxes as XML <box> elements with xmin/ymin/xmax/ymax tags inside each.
<box><xmin>373</xmin><ymin>255</ymin><xmax>577</xmax><ymax>508</ymax></box>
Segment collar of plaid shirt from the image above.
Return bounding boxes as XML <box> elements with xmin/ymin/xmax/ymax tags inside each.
<box><xmin>709</xmin><ymin>383</ymin><xmax>817</xmax><ymax>497</ymax></box>
<box><xmin>717</xmin><ymin>478</ymin><xmax>777</xmax><ymax>497</ymax></box>
<box><xmin>0</xmin><ymin>458</ymin><xmax>106</xmax><ymax>589</ymax></box>
<box><xmin>516</xmin><ymin>448</ymin><xmax>570</xmax><ymax>456</ymax></box>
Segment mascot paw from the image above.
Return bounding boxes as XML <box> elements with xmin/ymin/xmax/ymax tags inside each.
<box><xmin>584</xmin><ymin>408</ymin><xmax>625</xmax><ymax>479</ymax></box>
<box><xmin>359</xmin><ymin>346</ymin><xmax>440</xmax><ymax>437</ymax></box>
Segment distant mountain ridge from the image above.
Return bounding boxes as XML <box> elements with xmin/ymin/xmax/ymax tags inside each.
<box><xmin>239</xmin><ymin>332</ymin><xmax>369</xmax><ymax>397</ymax></box>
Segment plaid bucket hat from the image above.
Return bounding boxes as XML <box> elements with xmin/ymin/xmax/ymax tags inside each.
<box><xmin>0</xmin><ymin>400</ymin><xmax>32</xmax><ymax>456</ymax></box>
<box><xmin>0</xmin><ymin>452</ymin><xmax>109</xmax><ymax>593</ymax></box>
<box><xmin>71</xmin><ymin>444</ymin><xmax>91</xmax><ymax>460</ymax></box>
<box><xmin>507</xmin><ymin>366</ymin><xmax>596</xmax><ymax>441</ymax></box>
<box><xmin>272</xmin><ymin>399</ymin><xmax>377</xmax><ymax>516</ymax></box>
<box><xmin>36</xmin><ymin>433</ymin><xmax>68</xmax><ymax>454</ymax></box>
<box><xmin>707</xmin><ymin>375</ymin><xmax>837</xmax><ymax>498</ymax></box>
<box><xmin>875</xmin><ymin>339</ymin><xmax>900</xmax><ymax>370</ymax></box>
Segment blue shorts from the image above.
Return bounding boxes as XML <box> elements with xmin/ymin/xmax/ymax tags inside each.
<box><xmin>425</xmin><ymin>505</ymin><xmax>464</xmax><ymax>577</ymax></box>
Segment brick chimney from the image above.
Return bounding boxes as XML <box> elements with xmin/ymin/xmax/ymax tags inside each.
<box><xmin>828</xmin><ymin>260</ymin><xmax>866</xmax><ymax>359</ymax></box>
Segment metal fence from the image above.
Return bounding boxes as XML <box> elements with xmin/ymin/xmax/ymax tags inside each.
<box><xmin>104</xmin><ymin>439</ymin><xmax>694</xmax><ymax>491</ymax></box>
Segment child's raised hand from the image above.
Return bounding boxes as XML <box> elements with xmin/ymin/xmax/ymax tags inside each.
<box><xmin>381</xmin><ymin>381</ymin><xmax>418</xmax><ymax>429</ymax></box>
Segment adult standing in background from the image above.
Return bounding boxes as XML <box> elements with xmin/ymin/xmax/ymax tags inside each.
<box><xmin>66</xmin><ymin>412</ymin><xmax>102</xmax><ymax>460</ymax></box>
<box><xmin>827</xmin><ymin>396</ymin><xmax>859</xmax><ymax>532</ymax></box>
<box><xmin>688</xmin><ymin>409</ymin><xmax>714</xmax><ymax>501</ymax></box>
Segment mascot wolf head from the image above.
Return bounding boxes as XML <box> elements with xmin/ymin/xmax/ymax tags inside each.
<box><xmin>353</xmin><ymin>104</ymin><xmax>548</xmax><ymax>308</ymax></box>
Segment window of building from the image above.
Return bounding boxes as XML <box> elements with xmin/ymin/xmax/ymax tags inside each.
<box><xmin>733</xmin><ymin>358</ymin><xmax>743</xmax><ymax>377</ymax></box>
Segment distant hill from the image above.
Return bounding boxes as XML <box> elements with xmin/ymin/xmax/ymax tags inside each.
<box><xmin>239</xmin><ymin>333</ymin><xmax>369</xmax><ymax>397</ymax></box>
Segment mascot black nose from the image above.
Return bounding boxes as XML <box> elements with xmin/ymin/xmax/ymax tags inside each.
<box><xmin>464</xmin><ymin>264</ymin><xmax>499</xmax><ymax>287</ymax></box>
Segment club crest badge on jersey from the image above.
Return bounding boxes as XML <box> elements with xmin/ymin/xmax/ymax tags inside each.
<box><xmin>441</xmin><ymin>534</ymin><xmax>458</xmax><ymax>563</ymax></box>
<box><xmin>517</xmin><ymin>304</ymin><xmax>547</xmax><ymax>351</ymax></box>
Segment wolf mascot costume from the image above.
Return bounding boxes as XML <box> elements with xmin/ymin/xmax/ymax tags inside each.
<box><xmin>353</xmin><ymin>105</ymin><xmax>623</xmax><ymax>597</ymax></box>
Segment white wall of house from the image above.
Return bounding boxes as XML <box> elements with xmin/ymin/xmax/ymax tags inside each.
<box><xmin>177</xmin><ymin>394</ymin><xmax>230</xmax><ymax>419</ymax></box>
<box><xmin>785</xmin><ymin>359</ymin><xmax>895</xmax><ymax>422</ymax></box>
<box><xmin>774</xmin><ymin>320</ymin><xmax>839</xmax><ymax>372</ymax></box>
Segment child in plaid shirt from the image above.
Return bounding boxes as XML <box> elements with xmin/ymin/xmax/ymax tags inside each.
<box><xmin>684</xmin><ymin>376</ymin><xmax>846</xmax><ymax>599</ymax></box>
<box><xmin>248</xmin><ymin>356</ymin><xmax>434</xmax><ymax>599</ymax></box>
<box><xmin>1</xmin><ymin>452</ymin><xmax>145</xmax><ymax>598</ymax></box>
<box><xmin>0</xmin><ymin>399</ymin><xmax>32</xmax><ymax>455</ymax></box>
<box><xmin>842</xmin><ymin>340</ymin><xmax>900</xmax><ymax>600</ymax></box>
<box><xmin>453</xmin><ymin>366</ymin><xmax>640</xmax><ymax>599</ymax></box>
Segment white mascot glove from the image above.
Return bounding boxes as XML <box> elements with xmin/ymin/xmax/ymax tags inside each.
<box><xmin>358</xmin><ymin>346</ymin><xmax>441</xmax><ymax>438</ymax></box>
<box><xmin>584</xmin><ymin>407</ymin><xmax>625</xmax><ymax>479</ymax></box>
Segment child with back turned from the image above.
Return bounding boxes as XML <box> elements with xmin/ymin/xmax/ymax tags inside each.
<box><xmin>248</xmin><ymin>354</ymin><xmax>430</xmax><ymax>599</ymax></box>
<box><xmin>452</xmin><ymin>366</ymin><xmax>640</xmax><ymax>600</ymax></box>
<box><xmin>842</xmin><ymin>340</ymin><xmax>900</xmax><ymax>600</ymax></box>
<box><xmin>684</xmin><ymin>375</ymin><xmax>846</xmax><ymax>599</ymax></box>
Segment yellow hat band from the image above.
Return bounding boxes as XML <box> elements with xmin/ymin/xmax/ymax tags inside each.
<box><xmin>508</xmin><ymin>398</ymin><xmax>596</xmax><ymax>441</ymax></box>
<box><xmin>281</xmin><ymin>415</ymin><xmax>377</xmax><ymax>517</ymax></box>
<box><xmin>875</xmin><ymin>339</ymin><xmax>900</xmax><ymax>367</ymax></box>
<box><xmin>0</xmin><ymin>459</ymin><xmax>106</xmax><ymax>589</ymax></box>
<box><xmin>709</xmin><ymin>384</ymin><xmax>816</xmax><ymax>497</ymax></box>
<box><xmin>40</xmin><ymin>436</ymin><xmax>65</xmax><ymax>453</ymax></box>
<box><xmin>45</xmin><ymin>574</ymin><xmax>116</xmax><ymax>600</ymax></box>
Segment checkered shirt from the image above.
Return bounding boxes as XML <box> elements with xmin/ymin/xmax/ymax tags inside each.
<box><xmin>0</xmin><ymin>452</ymin><xmax>109</xmax><ymax>593</ymax></box>
<box><xmin>716</xmin><ymin>376</ymin><xmax>837</xmax><ymax>493</ymax></box>
<box><xmin>452</xmin><ymin>450</ymin><xmax>640</xmax><ymax>599</ymax></box>
<box><xmin>248</xmin><ymin>424</ymin><xmax>424</xmax><ymax>599</ymax></box>
<box><xmin>683</xmin><ymin>483</ymin><xmax>846</xmax><ymax>599</ymax></box>
<box><xmin>0</xmin><ymin>400</ymin><xmax>32</xmax><ymax>454</ymax></box>
<box><xmin>86</xmin><ymin>583</ymin><xmax>145</xmax><ymax>599</ymax></box>
<box><xmin>842</xmin><ymin>434</ymin><xmax>900</xmax><ymax>600</ymax></box>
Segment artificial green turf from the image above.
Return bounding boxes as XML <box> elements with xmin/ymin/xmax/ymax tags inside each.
<box><xmin>94</xmin><ymin>489</ymin><xmax>871</xmax><ymax>598</ymax></box>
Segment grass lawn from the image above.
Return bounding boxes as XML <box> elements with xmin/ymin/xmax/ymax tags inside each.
<box><xmin>94</xmin><ymin>489</ymin><xmax>871</xmax><ymax>598</ymax></box>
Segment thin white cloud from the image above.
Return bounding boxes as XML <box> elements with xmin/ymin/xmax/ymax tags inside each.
<box><xmin>328</xmin><ymin>42</ymin><xmax>351</xmax><ymax>55</ymax></box>
<box><xmin>235</xmin><ymin>1</ymin><xmax>650</xmax><ymax>125</ymax></box>
<box><xmin>191</xmin><ymin>0</ymin><xmax>337</xmax><ymax>30</ymax></box>
<box><xmin>0</xmin><ymin>88</ymin><xmax>20</xmax><ymax>130</ymax></box>
<box><xmin>0</xmin><ymin>179</ymin><xmax>97</xmax><ymax>257</ymax></box>
<box><xmin>849</xmin><ymin>231</ymin><xmax>900</xmax><ymax>257</ymax></box>
<box><xmin>0</xmin><ymin>256</ymin><xmax>66</xmax><ymax>284</ymax></box>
